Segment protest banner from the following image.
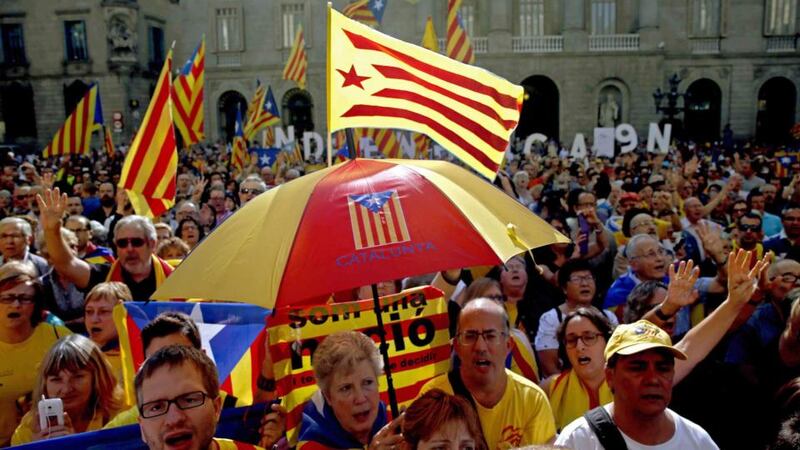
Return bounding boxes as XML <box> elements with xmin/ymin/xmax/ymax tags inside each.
<box><xmin>267</xmin><ymin>286</ymin><xmax>450</xmax><ymax>443</ymax></box>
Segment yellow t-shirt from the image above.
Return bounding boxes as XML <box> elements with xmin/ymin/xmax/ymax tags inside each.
<box><xmin>547</xmin><ymin>369</ymin><xmax>613</xmax><ymax>432</ymax></box>
<box><xmin>420</xmin><ymin>369</ymin><xmax>556</xmax><ymax>449</ymax></box>
<box><xmin>11</xmin><ymin>405</ymin><xmax>103</xmax><ymax>445</ymax></box>
<box><xmin>213</xmin><ymin>437</ymin><xmax>266</xmax><ymax>449</ymax></box>
<box><xmin>0</xmin><ymin>323</ymin><xmax>71</xmax><ymax>447</ymax></box>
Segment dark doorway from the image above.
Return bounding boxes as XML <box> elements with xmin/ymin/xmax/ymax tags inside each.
<box><xmin>1</xmin><ymin>81</ymin><xmax>36</xmax><ymax>142</ymax></box>
<box><xmin>516</xmin><ymin>75</ymin><xmax>559</xmax><ymax>141</ymax></box>
<box><xmin>685</xmin><ymin>78</ymin><xmax>722</xmax><ymax>144</ymax></box>
<box><xmin>63</xmin><ymin>80</ymin><xmax>90</xmax><ymax>116</ymax></box>
<box><xmin>218</xmin><ymin>90</ymin><xmax>247</xmax><ymax>143</ymax></box>
<box><xmin>756</xmin><ymin>77</ymin><xmax>796</xmax><ymax>144</ymax></box>
<box><xmin>282</xmin><ymin>88</ymin><xmax>314</xmax><ymax>137</ymax></box>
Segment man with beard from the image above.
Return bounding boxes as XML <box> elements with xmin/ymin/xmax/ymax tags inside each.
<box><xmin>765</xmin><ymin>204</ymin><xmax>800</xmax><ymax>261</ymax></box>
<box><xmin>555</xmin><ymin>320</ymin><xmax>718</xmax><ymax>449</ymax></box>
<box><xmin>38</xmin><ymin>188</ymin><xmax>172</xmax><ymax>301</ymax></box>
<box><xmin>88</xmin><ymin>182</ymin><xmax>117</xmax><ymax>225</ymax></box>
<box><xmin>136</xmin><ymin>345</ymin><xmax>264</xmax><ymax>450</ymax></box>
<box><xmin>733</xmin><ymin>212</ymin><xmax>765</xmax><ymax>264</ymax></box>
<box><xmin>420</xmin><ymin>298</ymin><xmax>556</xmax><ymax>448</ymax></box>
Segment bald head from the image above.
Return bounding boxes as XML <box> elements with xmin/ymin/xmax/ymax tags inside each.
<box><xmin>458</xmin><ymin>297</ymin><xmax>510</xmax><ymax>334</ymax></box>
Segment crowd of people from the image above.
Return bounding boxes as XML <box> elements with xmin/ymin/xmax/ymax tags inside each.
<box><xmin>0</xmin><ymin>135</ymin><xmax>799</xmax><ymax>450</ymax></box>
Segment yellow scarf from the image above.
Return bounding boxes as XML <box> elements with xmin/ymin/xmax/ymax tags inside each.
<box><xmin>548</xmin><ymin>369</ymin><xmax>613</xmax><ymax>432</ymax></box>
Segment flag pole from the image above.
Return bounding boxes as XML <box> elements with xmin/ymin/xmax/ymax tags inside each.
<box><xmin>326</xmin><ymin>2</ymin><xmax>333</xmax><ymax>166</ymax></box>
<box><xmin>345</xmin><ymin>128</ymin><xmax>357</xmax><ymax>159</ymax></box>
<box><xmin>371</xmin><ymin>284</ymin><xmax>400</xmax><ymax>419</ymax></box>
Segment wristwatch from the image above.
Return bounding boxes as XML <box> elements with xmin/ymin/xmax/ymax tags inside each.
<box><xmin>257</xmin><ymin>375</ymin><xmax>276</xmax><ymax>392</ymax></box>
<box><xmin>654</xmin><ymin>304</ymin><xmax>675</xmax><ymax>321</ymax></box>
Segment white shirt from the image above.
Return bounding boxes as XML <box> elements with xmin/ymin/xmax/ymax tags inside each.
<box><xmin>555</xmin><ymin>405</ymin><xmax>719</xmax><ymax>450</ymax></box>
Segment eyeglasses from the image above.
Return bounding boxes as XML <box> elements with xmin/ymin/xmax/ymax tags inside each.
<box><xmin>0</xmin><ymin>294</ymin><xmax>35</xmax><ymax>304</ymax></box>
<box><xmin>67</xmin><ymin>228</ymin><xmax>89</xmax><ymax>233</ymax></box>
<box><xmin>738</xmin><ymin>224</ymin><xmax>760</xmax><ymax>232</ymax></box>
<box><xmin>631</xmin><ymin>248</ymin><xmax>667</xmax><ymax>260</ymax></box>
<box><xmin>239</xmin><ymin>188</ymin><xmax>264</xmax><ymax>196</ymax></box>
<box><xmin>564</xmin><ymin>332</ymin><xmax>604</xmax><ymax>348</ymax></box>
<box><xmin>115</xmin><ymin>237</ymin><xmax>146</xmax><ymax>248</ymax></box>
<box><xmin>569</xmin><ymin>275</ymin><xmax>595</xmax><ymax>284</ymax></box>
<box><xmin>456</xmin><ymin>329</ymin><xmax>507</xmax><ymax>346</ymax></box>
<box><xmin>780</xmin><ymin>273</ymin><xmax>800</xmax><ymax>284</ymax></box>
<box><xmin>139</xmin><ymin>391</ymin><xmax>211</xmax><ymax>419</ymax></box>
<box><xmin>485</xmin><ymin>294</ymin><xmax>506</xmax><ymax>302</ymax></box>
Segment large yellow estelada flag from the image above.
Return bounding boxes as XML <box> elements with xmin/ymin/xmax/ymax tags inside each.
<box><xmin>327</xmin><ymin>7</ymin><xmax>523</xmax><ymax>179</ymax></box>
<box><xmin>118</xmin><ymin>50</ymin><xmax>177</xmax><ymax>218</ymax></box>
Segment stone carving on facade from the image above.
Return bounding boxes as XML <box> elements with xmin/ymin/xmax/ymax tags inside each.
<box><xmin>106</xmin><ymin>10</ymin><xmax>137</xmax><ymax>63</ymax></box>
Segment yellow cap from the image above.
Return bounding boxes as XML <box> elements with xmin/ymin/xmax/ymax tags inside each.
<box><xmin>604</xmin><ymin>320</ymin><xmax>687</xmax><ymax>361</ymax></box>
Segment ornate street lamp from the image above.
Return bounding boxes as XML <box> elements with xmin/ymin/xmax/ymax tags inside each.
<box><xmin>653</xmin><ymin>73</ymin><xmax>690</xmax><ymax>122</ymax></box>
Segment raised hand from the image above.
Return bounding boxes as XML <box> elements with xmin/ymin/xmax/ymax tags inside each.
<box><xmin>661</xmin><ymin>259</ymin><xmax>701</xmax><ymax>316</ymax></box>
<box><xmin>35</xmin><ymin>188</ymin><xmax>67</xmax><ymax>232</ymax></box>
<box><xmin>727</xmin><ymin>249</ymin><xmax>770</xmax><ymax>307</ymax></box>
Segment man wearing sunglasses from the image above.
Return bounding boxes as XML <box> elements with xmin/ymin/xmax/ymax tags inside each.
<box><xmin>732</xmin><ymin>213</ymin><xmax>765</xmax><ymax>265</ymax></box>
<box><xmin>136</xmin><ymin>345</ymin><xmax>263</xmax><ymax>450</ymax></box>
<box><xmin>37</xmin><ymin>188</ymin><xmax>173</xmax><ymax>301</ymax></box>
<box><xmin>238</xmin><ymin>176</ymin><xmax>267</xmax><ymax>206</ymax></box>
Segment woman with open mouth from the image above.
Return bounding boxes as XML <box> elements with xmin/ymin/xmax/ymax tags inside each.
<box><xmin>0</xmin><ymin>261</ymin><xmax>72</xmax><ymax>447</ymax></box>
<box><xmin>298</xmin><ymin>331</ymin><xmax>390</xmax><ymax>449</ymax></box>
<box><xmin>10</xmin><ymin>334</ymin><xmax>124</xmax><ymax>445</ymax></box>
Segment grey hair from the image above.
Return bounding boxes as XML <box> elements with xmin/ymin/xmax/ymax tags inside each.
<box><xmin>242</xmin><ymin>175</ymin><xmax>267</xmax><ymax>191</ymax></box>
<box><xmin>626</xmin><ymin>234</ymin><xmax>659</xmax><ymax>260</ymax></box>
<box><xmin>624</xmin><ymin>280</ymin><xmax>669</xmax><ymax>323</ymax></box>
<box><xmin>0</xmin><ymin>217</ymin><xmax>32</xmax><ymax>238</ymax></box>
<box><xmin>114</xmin><ymin>215</ymin><xmax>157</xmax><ymax>242</ymax></box>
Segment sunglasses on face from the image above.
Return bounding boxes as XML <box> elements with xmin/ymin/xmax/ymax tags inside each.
<box><xmin>738</xmin><ymin>224</ymin><xmax>760</xmax><ymax>232</ymax></box>
<box><xmin>115</xmin><ymin>237</ymin><xmax>146</xmax><ymax>248</ymax></box>
<box><xmin>239</xmin><ymin>188</ymin><xmax>264</xmax><ymax>195</ymax></box>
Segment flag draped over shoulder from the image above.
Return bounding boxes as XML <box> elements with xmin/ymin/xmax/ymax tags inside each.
<box><xmin>43</xmin><ymin>84</ymin><xmax>103</xmax><ymax>158</ymax></box>
<box><xmin>342</xmin><ymin>0</ymin><xmax>387</xmax><ymax>28</ymax></box>
<box><xmin>113</xmin><ymin>301</ymin><xmax>270</xmax><ymax>407</ymax></box>
<box><xmin>446</xmin><ymin>0</ymin><xmax>475</xmax><ymax>64</ymax></box>
<box><xmin>232</xmin><ymin>109</ymin><xmax>247</xmax><ymax>171</ymax></box>
<box><xmin>244</xmin><ymin>86</ymin><xmax>280</xmax><ymax>141</ymax></box>
<box><xmin>327</xmin><ymin>8</ymin><xmax>523</xmax><ymax>178</ymax></box>
<box><xmin>283</xmin><ymin>25</ymin><xmax>308</xmax><ymax>89</ymax></box>
<box><xmin>172</xmin><ymin>37</ymin><xmax>205</xmax><ymax>147</ymax></box>
<box><xmin>118</xmin><ymin>50</ymin><xmax>178</xmax><ymax>218</ymax></box>
<box><xmin>268</xmin><ymin>286</ymin><xmax>451</xmax><ymax>444</ymax></box>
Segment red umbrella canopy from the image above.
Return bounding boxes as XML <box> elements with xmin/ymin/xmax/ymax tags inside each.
<box><xmin>153</xmin><ymin>159</ymin><xmax>568</xmax><ymax>308</ymax></box>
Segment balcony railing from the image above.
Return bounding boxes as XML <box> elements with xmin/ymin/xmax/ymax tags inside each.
<box><xmin>690</xmin><ymin>38</ymin><xmax>721</xmax><ymax>54</ymax></box>
<box><xmin>589</xmin><ymin>34</ymin><xmax>639</xmax><ymax>52</ymax></box>
<box><xmin>216</xmin><ymin>53</ymin><xmax>241</xmax><ymax>67</ymax></box>
<box><xmin>512</xmin><ymin>35</ymin><xmax>564</xmax><ymax>53</ymax></box>
<box><xmin>437</xmin><ymin>36</ymin><xmax>488</xmax><ymax>54</ymax></box>
<box><xmin>766</xmin><ymin>36</ymin><xmax>798</xmax><ymax>53</ymax></box>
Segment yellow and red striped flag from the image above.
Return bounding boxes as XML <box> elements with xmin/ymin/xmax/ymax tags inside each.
<box><xmin>412</xmin><ymin>17</ymin><xmax>439</xmax><ymax>158</ymax></box>
<box><xmin>118</xmin><ymin>50</ymin><xmax>177</xmax><ymax>218</ymax></box>
<box><xmin>231</xmin><ymin>109</ymin><xmax>247</xmax><ymax>172</ymax></box>
<box><xmin>342</xmin><ymin>0</ymin><xmax>387</xmax><ymax>28</ymax></box>
<box><xmin>327</xmin><ymin>7</ymin><xmax>523</xmax><ymax>178</ymax></box>
<box><xmin>414</xmin><ymin>132</ymin><xmax>430</xmax><ymax>159</ymax></box>
<box><xmin>172</xmin><ymin>37</ymin><xmax>205</xmax><ymax>148</ymax></box>
<box><xmin>104</xmin><ymin>126</ymin><xmax>115</xmax><ymax>156</ymax></box>
<box><xmin>283</xmin><ymin>25</ymin><xmax>308</xmax><ymax>89</ymax></box>
<box><xmin>246</xmin><ymin>81</ymin><xmax>265</xmax><ymax>124</ymax></box>
<box><xmin>446</xmin><ymin>0</ymin><xmax>475</xmax><ymax>64</ymax></box>
<box><xmin>244</xmin><ymin>86</ymin><xmax>280</xmax><ymax>141</ymax></box>
<box><xmin>42</xmin><ymin>84</ymin><xmax>103</xmax><ymax>158</ymax></box>
<box><xmin>360</xmin><ymin>128</ymin><xmax>401</xmax><ymax>158</ymax></box>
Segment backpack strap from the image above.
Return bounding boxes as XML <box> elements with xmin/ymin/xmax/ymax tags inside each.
<box><xmin>583</xmin><ymin>406</ymin><xmax>628</xmax><ymax>450</ymax></box>
<box><xmin>447</xmin><ymin>370</ymin><xmax>489</xmax><ymax>450</ymax></box>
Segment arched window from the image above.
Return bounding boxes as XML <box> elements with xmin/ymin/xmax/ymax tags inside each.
<box><xmin>757</xmin><ymin>77</ymin><xmax>797</xmax><ymax>144</ymax></box>
<box><xmin>282</xmin><ymin>88</ymin><xmax>314</xmax><ymax>136</ymax></box>
<box><xmin>2</xmin><ymin>81</ymin><xmax>36</xmax><ymax>141</ymax></box>
<box><xmin>63</xmin><ymin>80</ymin><xmax>89</xmax><ymax>116</ymax></box>
<box><xmin>217</xmin><ymin>90</ymin><xmax>247</xmax><ymax>143</ymax></box>
<box><xmin>517</xmin><ymin>75</ymin><xmax>559</xmax><ymax>140</ymax></box>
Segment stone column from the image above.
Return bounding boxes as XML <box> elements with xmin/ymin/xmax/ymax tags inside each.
<box><xmin>563</xmin><ymin>0</ymin><xmax>587</xmax><ymax>52</ymax></box>
<box><xmin>638</xmin><ymin>0</ymin><xmax>660</xmax><ymax>51</ymax></box>
<box><xmin>488</xmin><ymin>0</ymin><xmax>512</xmax><ymax>52</ymax></box>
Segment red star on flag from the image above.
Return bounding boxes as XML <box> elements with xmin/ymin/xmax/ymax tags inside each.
<box><xmin>337</xmin><ymin>65</ymin><xmax>370</xmax><ymax>89</ymax></box>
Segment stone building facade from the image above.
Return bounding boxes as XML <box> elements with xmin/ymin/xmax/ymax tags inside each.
<box><xmin>1</xmin><ymin>0</ymin><xmax>799</xmax><ymax>150</ymax></box>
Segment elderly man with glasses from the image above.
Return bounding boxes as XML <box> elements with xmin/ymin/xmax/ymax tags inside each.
<box><xmin>418</xmin><ymin>298</ymin><xmax>556</xmax><ymax>448</ymax></box>
<box><xmin>604</xmin><ymin>234</ymin><xmax>671</xmax><ymax>322</ymax></box>
<box><xmin>37</xmin><ymin>188</ymin><xmax>173</xmax><ymax>301</ymax></box>
<box><xmin>238</xmin><ymin>175</ymin><xmax>267</xmax><ymax>206</ymax></box>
